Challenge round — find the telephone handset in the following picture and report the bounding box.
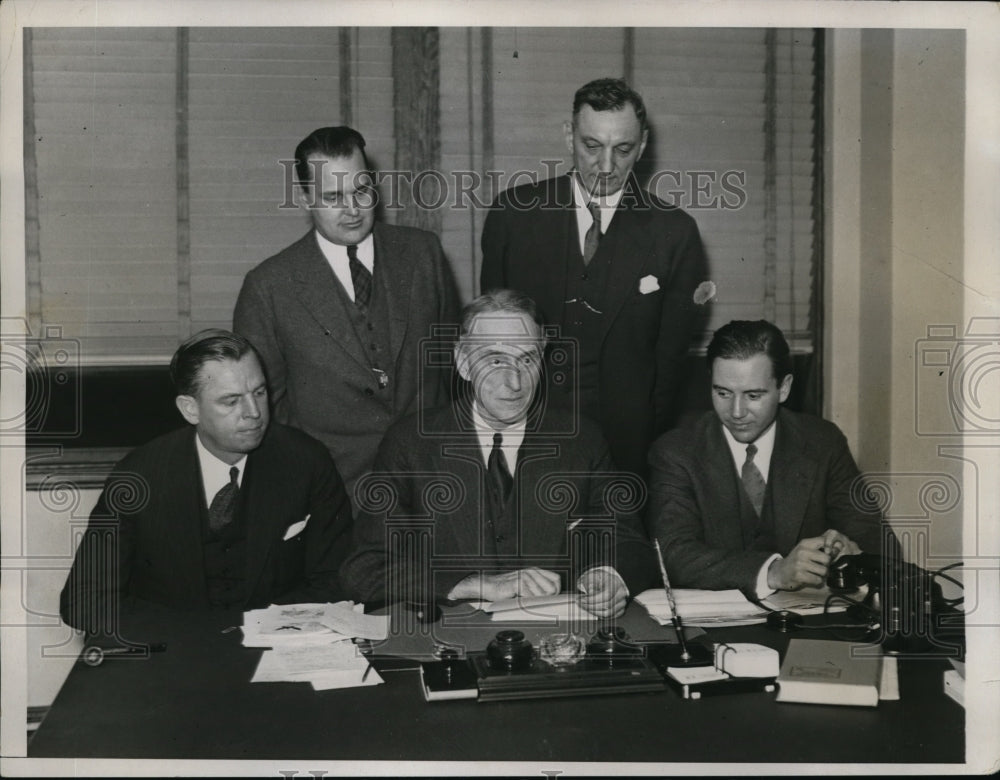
[827,551,961,656]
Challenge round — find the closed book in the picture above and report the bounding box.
[776,639,882,707]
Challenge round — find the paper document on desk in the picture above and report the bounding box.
[634,589,768,626]
[242,601,388,646]
[761,585,867,615]
[484,593,597,622]
[319,601,389,640]
[251,639,383,690]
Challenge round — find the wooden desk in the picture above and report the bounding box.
[28,604,964,765]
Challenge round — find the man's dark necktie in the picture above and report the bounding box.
[741,444,766,517]
[582,201,602,266]
[209,466,240,533]
[347,244,372,311]
[487,432,513,504]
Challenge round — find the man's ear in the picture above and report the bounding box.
[778,374,793,404]
[295,182,315,210]
[175,394,200,426]
[563,119,574,153]
[454,344,471,382]
[637,128,649,160]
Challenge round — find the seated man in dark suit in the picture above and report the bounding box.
[60,329,353,638]
[342,290,655,618]
[648,319,888,596]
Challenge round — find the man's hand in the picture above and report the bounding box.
[767,535,834,591]
[576,567,628,618]
[447,568,561,602]
[820,528,861,560]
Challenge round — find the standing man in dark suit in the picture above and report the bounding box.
[481,78,710,479]
[234,126,459,509]
[60,330,353,637]
[648,320,887,596]
[343,290,655,618]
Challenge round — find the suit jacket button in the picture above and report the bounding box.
[364,388,375,397]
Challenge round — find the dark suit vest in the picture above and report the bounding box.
[558,217,615,422]
[483,455,518,560]
[329,258,394,411]
[200,474,249,608]
[736,470,777,553]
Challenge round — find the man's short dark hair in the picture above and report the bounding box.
[460,289,544,337]
[706,320,793,381]
[294,126,370,185]
[573,78,648,134]
[169,329,258,397]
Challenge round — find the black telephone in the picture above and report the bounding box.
[827,552,962,657]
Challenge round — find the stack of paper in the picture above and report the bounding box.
[634,589,768,626]
[242,602,389,690]
[943,658,965,707]
[762,585,866,615]
[482,593,597,623]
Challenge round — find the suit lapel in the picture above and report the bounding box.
[768,410,817,551]
[241,434,286,596]
[530,177,575,327]
[290,231,371,373]
[167,430,209,603]
[700,418,747,551]
[439,408,489,555]
[597,202,654,343]
[372,223,413,365]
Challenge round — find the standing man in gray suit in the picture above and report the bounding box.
[235,127,459,508]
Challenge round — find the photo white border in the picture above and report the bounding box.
[2,0,997,776]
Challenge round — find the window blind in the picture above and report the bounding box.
[26,26,817,362]
[29,28,179,360]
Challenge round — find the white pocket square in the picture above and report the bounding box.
[282,516,309,541]
[638,275,660,294]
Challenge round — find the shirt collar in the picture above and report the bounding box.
[721,417,778,482]
[194,432,247,505]
[314,229,374,271]
[470,403,527,469]
[571,172,625,216]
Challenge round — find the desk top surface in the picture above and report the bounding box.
[28,603,964,766]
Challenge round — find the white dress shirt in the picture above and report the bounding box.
[721,421,781,598]
[314,230,375,302]
[470,404,526,471]
[570,174,625,256]
[195,434,247,508]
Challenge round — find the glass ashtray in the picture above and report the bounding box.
[538,633,587,668]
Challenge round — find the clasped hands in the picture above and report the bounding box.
[447,566,627,617]
[767,528,862,591]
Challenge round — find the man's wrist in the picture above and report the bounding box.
[446,573,482,601]
[763,554,784,594]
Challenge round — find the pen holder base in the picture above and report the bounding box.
[649,642,714,668]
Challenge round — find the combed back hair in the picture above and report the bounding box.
[459,289,544,337]
[170,329,258,397]
[573,78,648,134]
[294,126,370,185]
[706,320,793,381]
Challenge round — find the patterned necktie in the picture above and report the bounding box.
[583,201,602,266]
[741,444,766,517]
[347,244,372,311]
[208,466,240,533]
[487,432,513,505]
